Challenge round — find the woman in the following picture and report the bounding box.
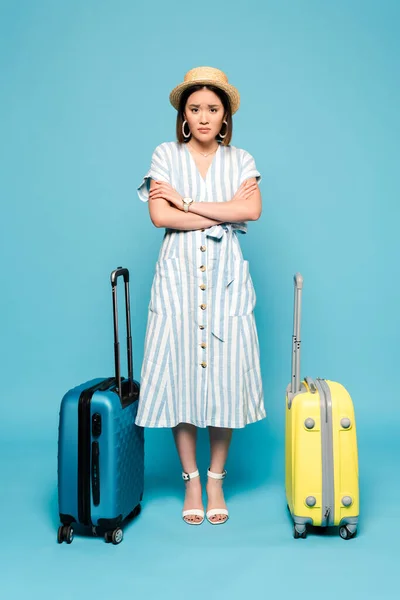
[135,66,266,525]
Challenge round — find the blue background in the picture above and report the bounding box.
[1,0,399,598]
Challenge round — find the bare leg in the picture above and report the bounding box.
[172,423,204,523]
[206,426,233,523]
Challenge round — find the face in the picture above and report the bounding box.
[184,87,226,143]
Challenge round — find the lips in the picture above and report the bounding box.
[198,128,211,132]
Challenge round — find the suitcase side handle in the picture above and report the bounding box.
[291,272,303,394]
[110,266,133,399]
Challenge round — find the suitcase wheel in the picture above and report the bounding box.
[339,525,357,540]
[104,528,123,545]
[57,525,74,544]
[293,525,307,539]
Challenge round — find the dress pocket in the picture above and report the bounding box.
[228,260,256,316]
[149,257,182,316]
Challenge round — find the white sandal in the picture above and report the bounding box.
[181,469,205,525]
[206,468,229,525]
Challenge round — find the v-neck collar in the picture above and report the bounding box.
[183,142,221,184]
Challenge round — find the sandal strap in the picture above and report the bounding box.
[182,509,205,518]
[182,468,200,481]
[206,508,229,518]
[207,468,227,480]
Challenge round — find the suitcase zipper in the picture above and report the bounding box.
[91,441,100,506]
[78,378,114,526]
[316,378,335,527]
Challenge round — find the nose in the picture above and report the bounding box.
[199,111,209,125]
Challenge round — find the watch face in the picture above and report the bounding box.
[183,197,193,204]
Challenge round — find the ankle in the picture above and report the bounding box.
[206,478,223,489]
[185,477,201,487]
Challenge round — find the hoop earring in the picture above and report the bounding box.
[218,120,228,139]
[182,120,191,139]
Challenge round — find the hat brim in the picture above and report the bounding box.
[169,80,240,114]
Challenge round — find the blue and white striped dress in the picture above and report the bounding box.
[135,141,266,428]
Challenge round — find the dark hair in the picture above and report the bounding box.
[176,84,233,146]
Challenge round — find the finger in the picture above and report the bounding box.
[150,187,168,195]
[244,187,257,197]
[241,183,257,194]
[153,181,167,190]
[155,184,172,194]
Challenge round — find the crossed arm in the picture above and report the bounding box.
[148,178,262,230]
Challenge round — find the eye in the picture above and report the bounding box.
[210,108,217,113]
[191,108,198,113]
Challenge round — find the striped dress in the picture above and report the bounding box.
[135,141,266,428]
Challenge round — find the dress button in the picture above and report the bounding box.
[200,304,207,310]
[200,245,206,252]
[200,284,206,290]
[199,325,205,330]
[200,265,206,272]
[200,343,207,349]
[201,362,207,368]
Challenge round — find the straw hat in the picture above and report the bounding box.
[169,66,240,114]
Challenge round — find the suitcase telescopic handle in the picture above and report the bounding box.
[111,267,129,285]
[110,266,133,399]
[291,272,304,394]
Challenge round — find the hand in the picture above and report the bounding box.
[232,179,258,203]
[148,181,184,210]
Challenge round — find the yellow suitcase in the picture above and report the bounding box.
[285,274,359,540]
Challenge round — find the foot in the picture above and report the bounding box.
[182,471,204,525]
[206,469,228,524]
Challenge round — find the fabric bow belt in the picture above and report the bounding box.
[205,224,237,342]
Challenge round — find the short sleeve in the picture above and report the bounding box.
[137,143,171,202]
[239,149,261,186]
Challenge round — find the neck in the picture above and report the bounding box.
[188,138,219,153]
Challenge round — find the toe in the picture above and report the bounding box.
[210,513,227,523]
[183,514,203,524]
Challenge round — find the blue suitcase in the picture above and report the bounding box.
[57,267,144,545]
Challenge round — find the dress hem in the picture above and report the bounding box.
[135,411,267,429]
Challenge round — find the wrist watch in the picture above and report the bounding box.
[182,197,194,212]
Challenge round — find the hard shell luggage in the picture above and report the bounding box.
[57,267,144,545]
[285,273,359,540]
